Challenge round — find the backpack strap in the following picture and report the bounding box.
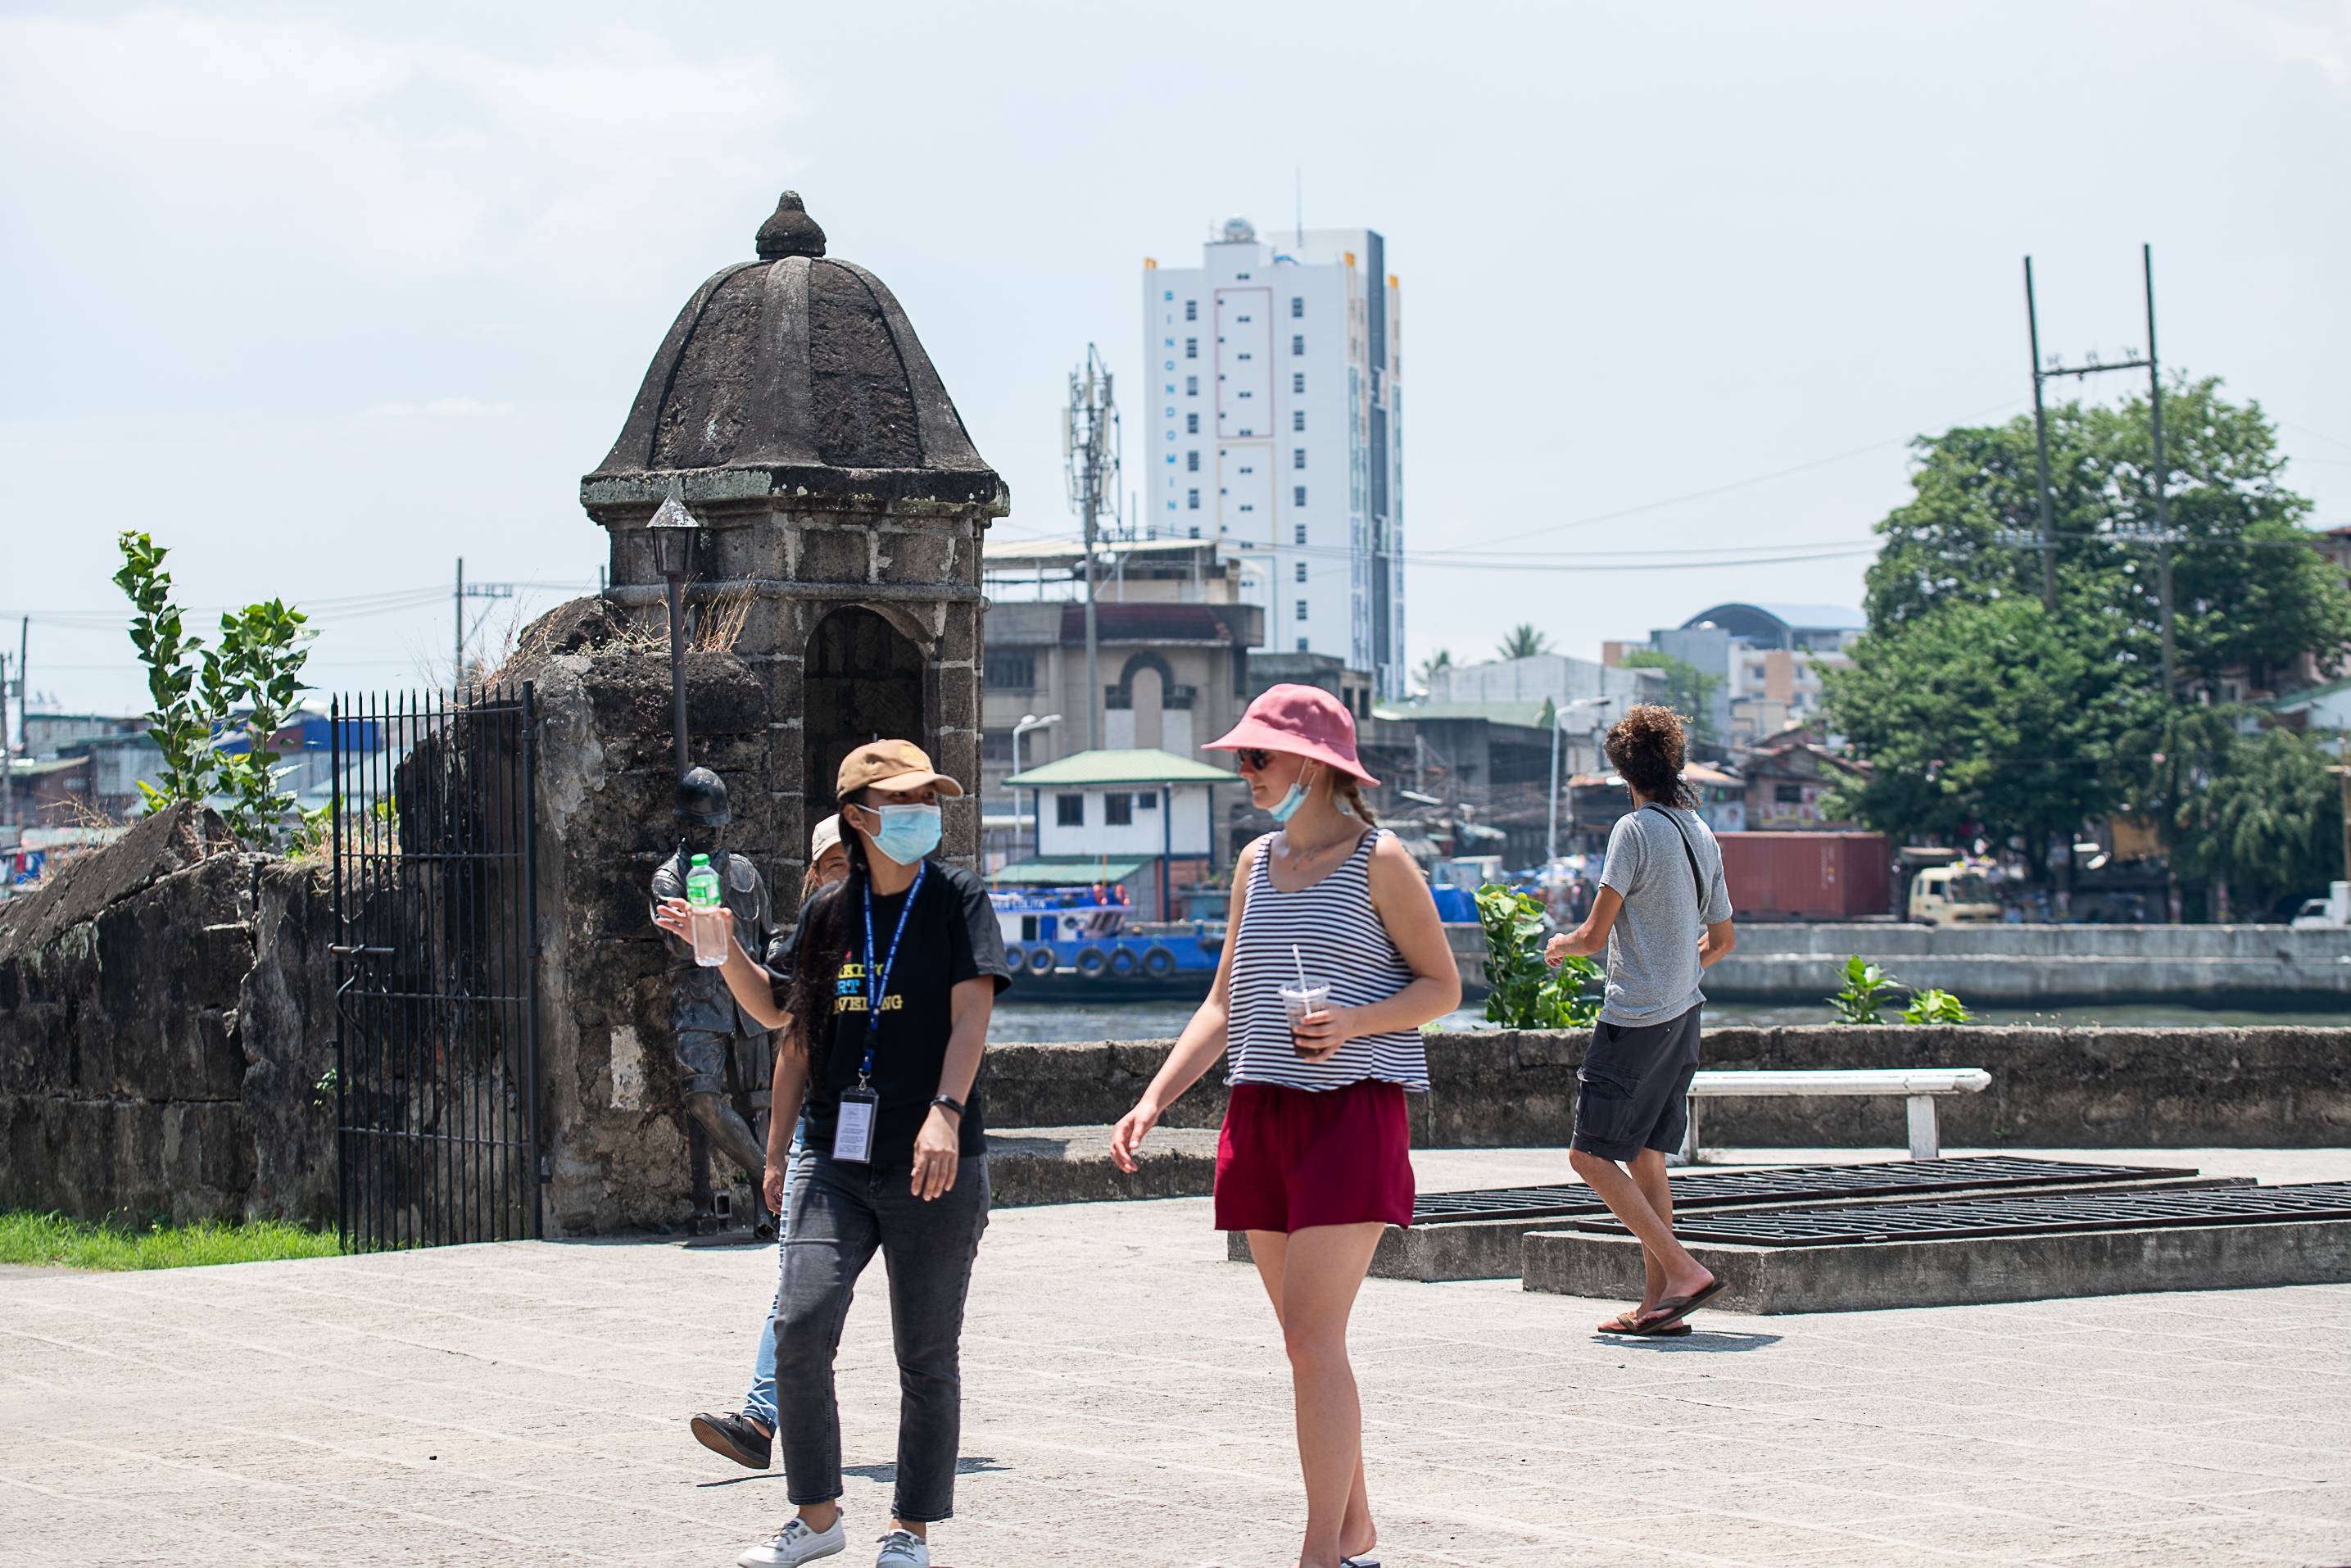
[1643,802,1707,909]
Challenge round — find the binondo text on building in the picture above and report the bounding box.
[1143,217,1405,698]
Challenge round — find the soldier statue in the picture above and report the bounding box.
[649,765,777,1229]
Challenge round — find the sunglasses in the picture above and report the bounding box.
[1234,748,1275,770]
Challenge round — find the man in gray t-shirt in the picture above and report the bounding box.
[1595,804,1735,1026]
[1544,714,1741,1337]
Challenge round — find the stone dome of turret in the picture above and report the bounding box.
[582,192,1004,514]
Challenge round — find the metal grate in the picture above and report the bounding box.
[1411,1157,2199,1226]
[1570,1181,2351,1247]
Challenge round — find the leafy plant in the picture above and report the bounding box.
[1903,987,1972,1025]
[1618,650,1726,740]
[1828,954,1900,1024]
[112,532,314,847]
[1476,883,1601,1029]
[1413,648,1453,693]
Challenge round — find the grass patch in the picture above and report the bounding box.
[0,1209,342,1271]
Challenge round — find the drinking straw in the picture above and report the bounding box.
[1293,944,1307,992]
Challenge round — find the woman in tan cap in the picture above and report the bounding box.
[1109,684,1461,1568]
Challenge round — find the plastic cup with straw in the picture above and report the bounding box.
[1280,943,1331,1056]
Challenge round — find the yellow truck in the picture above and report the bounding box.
[1908,863,2003,925]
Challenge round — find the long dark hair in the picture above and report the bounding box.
[783,789,870,1060]
[1605,704,1700,810]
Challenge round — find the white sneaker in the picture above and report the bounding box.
[873,1529,930,1567]
[738,1514,846,1567]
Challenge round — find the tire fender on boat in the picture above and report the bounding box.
[1142,945,1177,978]
[1075,945,1111,977]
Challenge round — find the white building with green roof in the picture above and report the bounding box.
[998,748,1240,918]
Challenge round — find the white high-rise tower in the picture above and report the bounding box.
[1142,217,1404,696]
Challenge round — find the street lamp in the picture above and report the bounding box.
[647,483,701,782]
[1547,696,1615,863]
[1012,712,1060,860]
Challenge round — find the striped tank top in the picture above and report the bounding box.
[1226,828,1429,1093]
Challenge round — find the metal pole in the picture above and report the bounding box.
[1083,389,1101,753]
[1546,709,1562,862]
[666,570,689,782]
[2024,258,2059,611]
[455,558,464,685]
[1,652,11,829]
[2144,242,2175,699]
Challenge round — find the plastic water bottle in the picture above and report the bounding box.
[686,853,727,967]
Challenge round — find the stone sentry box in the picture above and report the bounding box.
[582,191,1008,880]
[524,193,1007,1234]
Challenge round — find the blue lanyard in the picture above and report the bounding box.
[857,861,926,1082]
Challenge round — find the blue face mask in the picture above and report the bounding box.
[867,803,942,865]
[1268,764,1319,824]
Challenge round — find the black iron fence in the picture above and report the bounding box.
[330,685,541,1251]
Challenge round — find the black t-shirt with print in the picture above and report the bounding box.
[777,861,1011,1168]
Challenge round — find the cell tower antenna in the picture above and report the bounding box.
[1063,343,1121,752]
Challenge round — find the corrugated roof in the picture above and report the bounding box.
[1003,747,1240,787]
[987,856,1153,886]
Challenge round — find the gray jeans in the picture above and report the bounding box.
[774,1144,990,1522]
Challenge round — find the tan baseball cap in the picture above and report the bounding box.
[809,814,843,858]
[836,739,965,801]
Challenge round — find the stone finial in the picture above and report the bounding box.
[755,191,826,259]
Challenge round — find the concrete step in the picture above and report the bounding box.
[987,1125,1218,1208]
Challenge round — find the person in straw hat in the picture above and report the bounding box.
[1112,684,1461,1568]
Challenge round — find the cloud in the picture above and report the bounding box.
[0,9,800,278]
[2272,0,2351,83]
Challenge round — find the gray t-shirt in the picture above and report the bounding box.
[1597,804,1734,1026]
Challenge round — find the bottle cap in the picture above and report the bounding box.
[691,854,710,865]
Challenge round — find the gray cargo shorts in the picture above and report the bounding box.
[1571,1004,1702,1162]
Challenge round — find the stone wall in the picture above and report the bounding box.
[0,804,338,1225]
[985,1026,2351,1150]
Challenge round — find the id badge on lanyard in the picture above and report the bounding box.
[831,863,925,1165]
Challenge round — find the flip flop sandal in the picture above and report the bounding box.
[1632,1276,1728,1335]
[1341,1557,1382,1567]
[1598,1312,1690,1337]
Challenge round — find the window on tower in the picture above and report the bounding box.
[1295,600,1308,621]
[1293,410,1305,432]
[1293,449,1307,469]
[1185,338,1198,359]
[1293,486,1307,506]
[1186,376,1198,396]
[1293,372,1305,394]
[1291,297,1303,318]
[1296,637,1309,651]
[1292,334,1305,356]
[1187,488,1200,510]
[1186,412,1198,433]
[1294,560,1307,582]
[1185,300,1198,320]
[1186,451,1199,472]
[1294,523,1307,545]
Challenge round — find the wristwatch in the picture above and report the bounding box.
[931,1094,965,1118]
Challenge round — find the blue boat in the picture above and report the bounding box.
[990,885,1224,999]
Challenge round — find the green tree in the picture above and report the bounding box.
[1827,378,2351,884]
[1497,624,1553,660]
[1413,648,1453,693]
[2116,710,2344,913]
[1618,650,1724,739]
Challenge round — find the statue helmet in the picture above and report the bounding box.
[675,766,732,826]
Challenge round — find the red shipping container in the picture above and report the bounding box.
[1716,832,1891,921]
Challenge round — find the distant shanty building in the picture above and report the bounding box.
[997,747,1238,916]
[1141,215,1405,696]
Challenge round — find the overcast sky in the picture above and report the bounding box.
[6,1,2351,718]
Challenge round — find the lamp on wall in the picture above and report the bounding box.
[648,483,701,781]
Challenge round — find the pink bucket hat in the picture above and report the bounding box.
[1207,683,1380,785]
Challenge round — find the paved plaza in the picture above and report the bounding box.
[4,1146,2349,1567]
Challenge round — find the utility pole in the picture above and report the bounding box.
[2004,249,2176,693]
[452,558,517,689]
[0,650,11,830]
[1064,346,1121,753]
[2024,257,2059,611]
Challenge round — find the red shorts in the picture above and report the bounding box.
[1213,1078,1416,1234]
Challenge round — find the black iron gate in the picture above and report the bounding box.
[331,684,542,1251]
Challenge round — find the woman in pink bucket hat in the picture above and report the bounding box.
[1112,683,1461,1568]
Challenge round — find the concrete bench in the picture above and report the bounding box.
[1680,1067,1992,1162]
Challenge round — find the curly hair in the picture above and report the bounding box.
[1605,704,1697,809]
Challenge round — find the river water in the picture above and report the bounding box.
[987,996,2351,1043]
